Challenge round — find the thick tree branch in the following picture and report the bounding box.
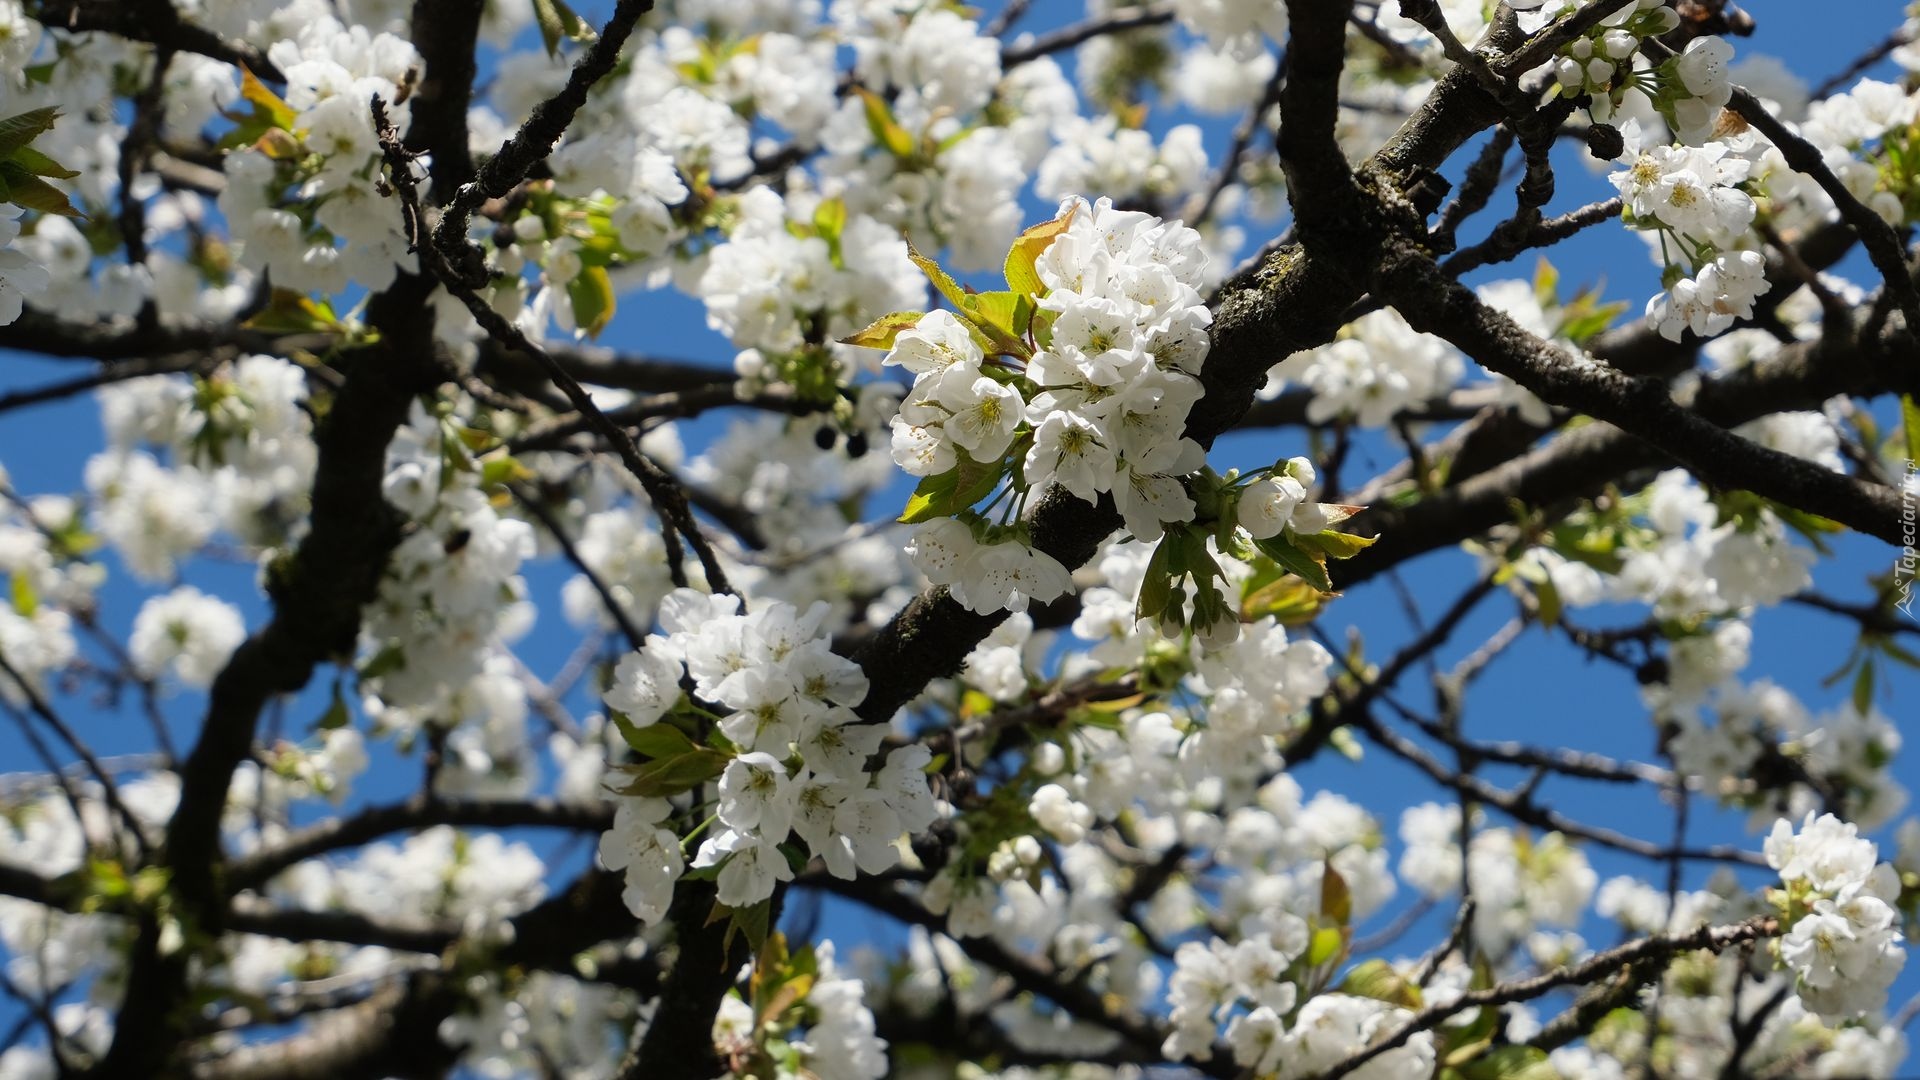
[432,0,654,282]
[999,3,1172,66]
[32,0,286,82]
[227,796,611,892]
[1376,245,1908,543]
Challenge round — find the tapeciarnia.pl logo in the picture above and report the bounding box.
[1899,460,1917,620]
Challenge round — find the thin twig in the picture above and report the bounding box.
[1309,916,1778,1080]
[1000,4,1174,67]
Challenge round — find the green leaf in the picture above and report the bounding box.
[1003,208,1074,297]
[1290,529,1377,561]
[315,681,351,731]
[898,457,1005,524]
[8,147,78,180]
[1454,1044,1557,1080]
[855,88,915,159]
[1903,394,1920,466]
[242,289,342,334]
[1878,637,1920,670]
[1340,958,1423,1009]
[1134,534,1178,620]
[1557,297,1630,344]
[611,713,695,759]
[0,163,81,218]
[359,643,407,680]
[88,858,130,901]
[1534,573,1562,627]
[8,574,35,618]
[1769,502,1840,556]
[478,454,534,490]
[1320,859,1352,926]
[566,264,616,340]
[900,471,958,525]
[1854,657,1876,715]
[963,290,1035,358]
[1253,533,1335,594]
[907,240,972,312]
[241,68,296,129]
[839,310,926,351]
[1442,966,1503,1057]
[715,897,774,953]
[1532,257,1560,309]
[0,107,61,160]
[608,748,730,798]
[1305,924,1346,966]
[530,0,596,57]
[812,196,846,240]
[1240,573,1324,625]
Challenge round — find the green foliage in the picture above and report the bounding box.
[898,459,1009,525]
[0,106,83,218]
[531,0,597,57]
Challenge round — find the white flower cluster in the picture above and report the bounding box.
[818,2,1058,271]
[1397,807,1598,956]
[1,771,180,997]
[86,356,317,579]
[710,942,887,1079]
[1605,125,1758,245]
[598,589,937,917]
[557,507,676,633]
[1173,0,1290,59]
[1036,118,1211,211]
[1799,77,1920,226]
[1767,812,1907,1020]
[1170,929,1440,1080]
[1608,126,1766,342]
[1061,539,1334,776]
[1664,677,1908,832]
[364,405,536,744]
[0,486,94,706]
[905,515,1075,616]
[1613,470,1814,619]
[219,17,422,295]
[701,187,924,382]
[0,204,48,325]
[836,1,1000,117]
[333,825,548,938]
[1164,924,1307,1062]
[1265,308,1464,427]
[1545,7,1727,139]
[128,586,246,689]
[682,408,916,625]
[890,196,1214,616]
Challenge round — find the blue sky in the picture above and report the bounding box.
[0,0,1916,1066]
